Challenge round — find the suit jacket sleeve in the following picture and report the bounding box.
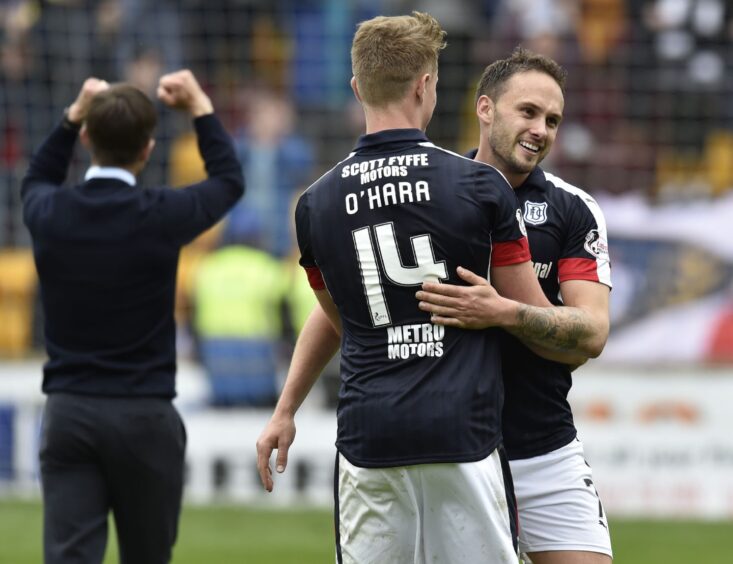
[21,122,79,232]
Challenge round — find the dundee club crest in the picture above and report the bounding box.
[523,201,548,225]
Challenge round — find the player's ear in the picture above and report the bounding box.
[415,73,430,101]
[476,94,494,126]
[350,77,363,103]
[79,125,91,150]
[141,138,155,162]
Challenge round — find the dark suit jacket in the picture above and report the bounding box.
[22,114,245,397]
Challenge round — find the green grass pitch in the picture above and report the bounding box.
[0,499,729,563]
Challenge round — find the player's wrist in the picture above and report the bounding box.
[189,97,214,118]
[497,299,523,330]
[273,402,297,420]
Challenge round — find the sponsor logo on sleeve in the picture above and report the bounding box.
[523,201,548,225]
[584,229,609,258]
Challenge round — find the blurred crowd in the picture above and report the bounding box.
[1,0,732,402]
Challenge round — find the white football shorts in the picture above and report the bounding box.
[510,437,612,557]
[335,449,518,564]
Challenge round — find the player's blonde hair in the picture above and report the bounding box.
[351,11,446,107]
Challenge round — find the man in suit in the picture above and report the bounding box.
[22,70,244,564]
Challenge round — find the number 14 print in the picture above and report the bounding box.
[352,222,447,327]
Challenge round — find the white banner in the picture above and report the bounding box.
[570,366,733,518]
[2,361,733,518]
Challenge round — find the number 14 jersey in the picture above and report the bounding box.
[296,128,529,468]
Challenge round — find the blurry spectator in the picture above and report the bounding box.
[192,209,287,407]
[28,1,114,139]
[1,1,34,246]
[183,0,280,93]
[226,87,314,258]
[657,0,730,142]
[249,8,291,92]
[560,0,651,195]
[282,0,380,110]
[12,0,181,149]
[1,0,125,206]
[115,0,182,77]
[496,0,577,60]
[628,0,733,199]
[275,0,382,173]
[576,0,627,65]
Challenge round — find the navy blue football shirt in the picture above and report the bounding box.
[296,129,531,468]
[465,150,613,460]
[501,167,611,460]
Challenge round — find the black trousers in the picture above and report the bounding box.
[39,393,186,564]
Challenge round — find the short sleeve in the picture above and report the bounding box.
[558,194,612,288]
[295,190,326,290]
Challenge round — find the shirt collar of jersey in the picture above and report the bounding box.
[464,147,479,160]
[519,166,547,191]
[84,166,137,186]
[354,128,429,151]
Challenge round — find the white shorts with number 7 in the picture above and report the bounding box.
[511,437,613,557]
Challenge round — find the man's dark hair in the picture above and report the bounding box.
[475,46,567,103]
[85,84,157,166]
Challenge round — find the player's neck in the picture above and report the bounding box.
[363,105,426,135]
[474,146,529,189]
[500,169,530,190]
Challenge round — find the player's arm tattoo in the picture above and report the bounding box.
[510,303,593,352]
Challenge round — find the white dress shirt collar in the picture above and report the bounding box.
[84,166,136,186]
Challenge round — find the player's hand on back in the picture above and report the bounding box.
[157,69,214,118]
[416,266,515,330]
[255,413,296,493]
[67,78,110,124]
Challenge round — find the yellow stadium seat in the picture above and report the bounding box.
[0,249,37,357]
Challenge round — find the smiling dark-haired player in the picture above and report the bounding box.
[418,47,613,564]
